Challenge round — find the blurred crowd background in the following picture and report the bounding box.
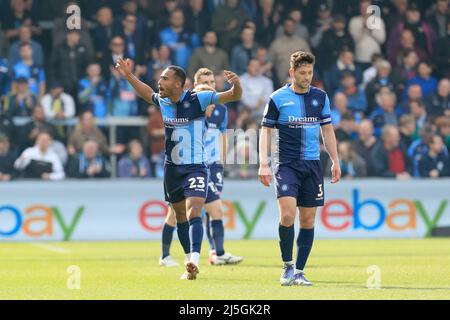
[0,0,448,181]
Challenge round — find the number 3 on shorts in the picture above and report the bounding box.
[188,177,205,190]
[317,184,323,197]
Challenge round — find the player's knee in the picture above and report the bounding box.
[166,211,177,225]
[299,215,315,228]
[186,199,204,219]
[280,213,295,226]
[208,207,223,220]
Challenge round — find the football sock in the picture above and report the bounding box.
[189,217,203,258]
[296,228,314,271]
[279,224,294,262]
[161,223,175,259]
[205,212,216,251]
[211,220,225,256]
[176,221,191,254]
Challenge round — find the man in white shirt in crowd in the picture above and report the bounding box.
[14,131,65,181]
[239,59,274,122]
[40,81,76,120]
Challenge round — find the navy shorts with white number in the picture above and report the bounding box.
[205,162,224,204]
[164,162,209,204]
[274,160,324,207]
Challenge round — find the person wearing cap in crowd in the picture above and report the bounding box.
[1,76,38,117]
[310,2,334,49]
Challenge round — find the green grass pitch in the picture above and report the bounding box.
[1,239,449,300]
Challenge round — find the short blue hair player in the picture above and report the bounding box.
[159,68,243,268]
[115,58,242,280]
[258,51,341,286]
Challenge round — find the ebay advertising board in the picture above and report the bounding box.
[0,180,449,241]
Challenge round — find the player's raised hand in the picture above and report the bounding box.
[330,162,341,184]
[223,70,240,85]
[258,164,273,187]
[115,57,132,77]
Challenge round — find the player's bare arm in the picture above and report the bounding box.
[320,123,341,183]
[217,70,242,104]
[115,58,154,104]
[258,126,273,187]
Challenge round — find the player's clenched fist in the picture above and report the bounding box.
[115,57,133,77]
[258,164,273,187]
[223,70,239,85]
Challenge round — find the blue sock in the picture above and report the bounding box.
[161,223,175,258]
[279,224,294,262]
[189,217,203,254]
[211,220,225,256]
[296,228,315,271]
[176,221,191,254]
[205,213,216,251]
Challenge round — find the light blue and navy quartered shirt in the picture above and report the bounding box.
[261,84,331,162]
[151,90,219,165]
[205,104,228,165]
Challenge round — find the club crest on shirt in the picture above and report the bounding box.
[183,102,190,109]
[312,99,319,107]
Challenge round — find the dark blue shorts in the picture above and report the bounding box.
[274,160,324,207]
[205,162,224,204]
[164,162,209,204]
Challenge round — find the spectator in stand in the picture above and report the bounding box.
[348,0,386,69]
[426,78,449,118]
[153,0,180,32]
[8,25,43,67]
[370,90,402,137]
[336,72,367,115]
[391,49,419,99]
[146,45,172,85]
[408,123,442,177]
[11,43,45,97]
[230,27,259,76]
[101,36,126,82]
[387,4,437,66]
[40,82,76,120]
[401,84,423,112]
[335,111,357,142]
[159,9,200,70]
[399,114,416,150]
[50,30,91,100]
[67,110,109,156]
[118,139,152,178]
[92,6,115,60]
[211,0,248,53]
[324,48,363,95]
[67,140,111,179]
[384,0,409,35]
[0,134,16,181]
[114,13,147,69]
[275,9,309,42]
[188,31,229,78]
[78,63,110,118]
[52,2,94,60]
[239,59,273,122]
[353,119,378,176]
[254,0,280,47]
[109,60,138,117]
[310,3,334,50]
[419,134,450,178]
[371,125,411,179]
[432,20,450,79]
[14,131,65,180]
[2,0,41,42]
[361,53,384,90]
[325,140,367,178]
[269,18,310,87]
[0,58,9,97]
[331,92,349,126]
[254,46,273,79]
[427,0,449,39]
[316,14,355,74]
[404,61,438,100]
[365,59,395,114]
[388,29,428,68]
[409,99,429,136]
[185,0,211,37]
[113,0,149,39]
[436,116,450,150]
[1,77,37,117]
[17,105,58,152]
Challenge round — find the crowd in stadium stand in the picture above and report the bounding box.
[0,0,449,181]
